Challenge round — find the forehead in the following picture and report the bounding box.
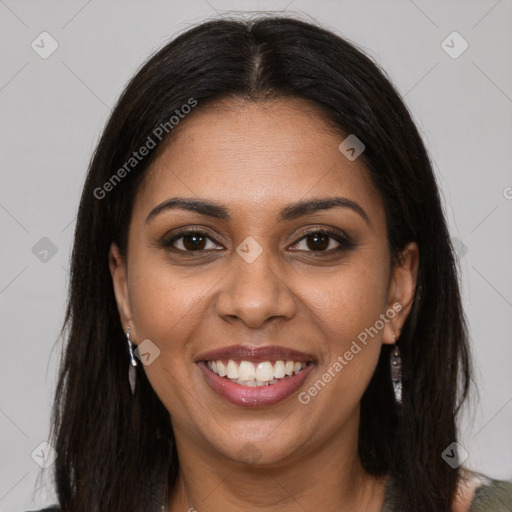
[134,97,384,228]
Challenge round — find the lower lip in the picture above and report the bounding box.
[197,361,315,407]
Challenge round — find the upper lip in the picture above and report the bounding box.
[195,344,315,364]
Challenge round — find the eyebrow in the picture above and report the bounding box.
[145,196,370,226]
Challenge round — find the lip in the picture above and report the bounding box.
[197,359,316,407]
[195,344,315,364]
[196,344,316,407]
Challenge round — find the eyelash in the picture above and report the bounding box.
[160,228,355,256]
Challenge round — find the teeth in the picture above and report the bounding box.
[255,361,274,382]
[226,360,239,379]
[206,359,308,386]
[274,360,285,379]
[217,360,227,377]
[239,360,256,381]
[236,379,258,387]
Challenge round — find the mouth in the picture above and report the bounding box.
[195,345,316,407]
[205,359,309,386]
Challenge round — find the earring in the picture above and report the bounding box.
[126,327,138,395]
[391,333,402,405]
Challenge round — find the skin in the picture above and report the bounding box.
[109,97,420,511]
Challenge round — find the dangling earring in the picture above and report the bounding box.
[391,333,402,405]
[126,327,138,395]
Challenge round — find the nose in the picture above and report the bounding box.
[215,245,297,329]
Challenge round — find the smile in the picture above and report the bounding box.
[196,344,316,407]
[206,359,308,386]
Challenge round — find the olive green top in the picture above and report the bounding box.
[380,474,512,511]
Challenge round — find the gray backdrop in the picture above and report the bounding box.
[1,0,511,510]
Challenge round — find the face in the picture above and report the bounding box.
[110,97,418,467]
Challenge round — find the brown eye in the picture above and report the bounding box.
[161,228,355,256]
[291,229,354,253]
[163,231,222,252]
[305,232,330,251]
[180,233,207,251]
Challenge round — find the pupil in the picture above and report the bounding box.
[308,233,328,251]
[185,234,204,250]
[181,233,330,252]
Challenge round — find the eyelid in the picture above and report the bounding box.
[159,227,224,252]
[289,228,354,253]
[293,227,351,244]
[160,225,354,255]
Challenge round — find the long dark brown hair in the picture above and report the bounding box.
[42,15,472,512]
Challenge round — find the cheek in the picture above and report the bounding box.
[125,261,211,406]
[128,260,208,342]
[297,261,388,411]
[126,263,209,421]
[297,270,388,425]
[305,262,389,349]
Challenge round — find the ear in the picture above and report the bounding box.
[382,241,419,345]
[109,242,134,334]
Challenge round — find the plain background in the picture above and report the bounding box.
[0,0,511,510]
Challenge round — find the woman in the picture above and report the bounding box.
[29,16,512,512]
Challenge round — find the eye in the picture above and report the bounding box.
[163,230,222,252]
[290,229,354,253]
[161,228,354,255]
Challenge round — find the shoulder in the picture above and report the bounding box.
[455,473,512,512]
[469,477,512,511]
